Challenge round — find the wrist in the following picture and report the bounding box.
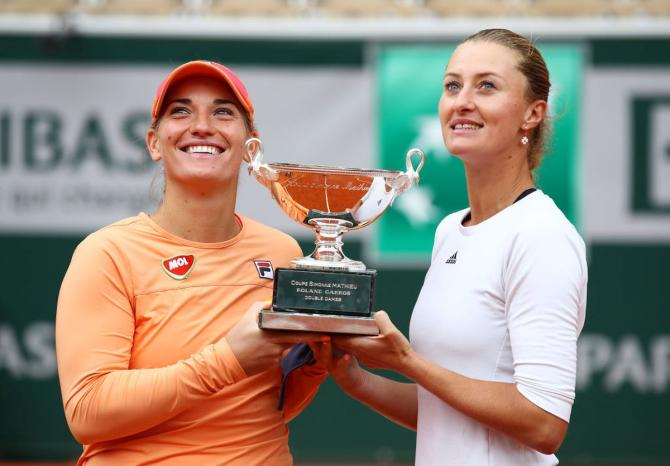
[340,366,369,398]
[398,347,422,381]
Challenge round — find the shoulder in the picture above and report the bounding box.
[62,216,146,291]
[73,215,146,260]
[504,193,587,282]
[512,192,585,253]
[60,218,145,302]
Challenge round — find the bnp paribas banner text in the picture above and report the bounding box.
[0,65,373,235]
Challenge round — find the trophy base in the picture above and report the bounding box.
[273,267,375,316]
[259,310,379,335]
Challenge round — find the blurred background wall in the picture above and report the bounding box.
[0,0,669,464]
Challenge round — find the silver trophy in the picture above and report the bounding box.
[244,137,425,334]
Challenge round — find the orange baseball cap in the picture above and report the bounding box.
[151,60,254,125]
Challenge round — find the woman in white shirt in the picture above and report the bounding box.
[314,29,588,466]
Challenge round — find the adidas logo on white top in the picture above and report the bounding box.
[446,251,458,264]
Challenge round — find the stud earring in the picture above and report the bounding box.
[521,135,529,145]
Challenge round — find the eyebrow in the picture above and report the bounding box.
[166,98,239,106]
[214,99,238,106]
[444,71,504,80]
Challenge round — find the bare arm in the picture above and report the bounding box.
[402,346,566,453]
[310,340,417,430]
[348,368,418,431]
[334,312,567,454]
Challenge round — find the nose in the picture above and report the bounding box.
[190,111,214,136]
[453,86,475,112]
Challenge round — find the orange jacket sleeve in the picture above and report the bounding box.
[282,362,328,422]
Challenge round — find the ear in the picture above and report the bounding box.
[146,127,162,162]
[521,99,548,132]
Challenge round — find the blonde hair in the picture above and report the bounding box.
[464,29,551,172]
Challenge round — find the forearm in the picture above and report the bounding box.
[404,352,567,453]
[62,339,246,444]
[345,370,417,431]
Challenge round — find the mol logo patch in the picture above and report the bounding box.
[162,254,196,280]
[254,260,274,280]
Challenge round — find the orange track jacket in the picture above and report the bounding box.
[56,213,326,465]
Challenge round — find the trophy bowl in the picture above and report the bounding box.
[244,138,425,334]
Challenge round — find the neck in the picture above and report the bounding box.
[151,181,240,243]
[463,151,534,226]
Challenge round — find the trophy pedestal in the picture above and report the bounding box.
[258,267,379,335]
[259,310,379,335]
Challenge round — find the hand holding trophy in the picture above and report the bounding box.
[244,138,424,335]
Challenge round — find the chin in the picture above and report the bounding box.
[172,170,237,186]
[445,144,469,158]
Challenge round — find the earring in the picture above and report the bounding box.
[521,135,529,145]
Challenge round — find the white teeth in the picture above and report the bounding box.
[454,123,481,130]
[186,145,222,155]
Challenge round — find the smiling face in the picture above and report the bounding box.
[438,40,545,168]
[146,76,253,191]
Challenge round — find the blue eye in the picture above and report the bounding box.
[480,80,496,90]
[445,81,460,92]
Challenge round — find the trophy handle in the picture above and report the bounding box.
[244,137,278,180]
[406,148,425,181]
[389,148,425,192]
